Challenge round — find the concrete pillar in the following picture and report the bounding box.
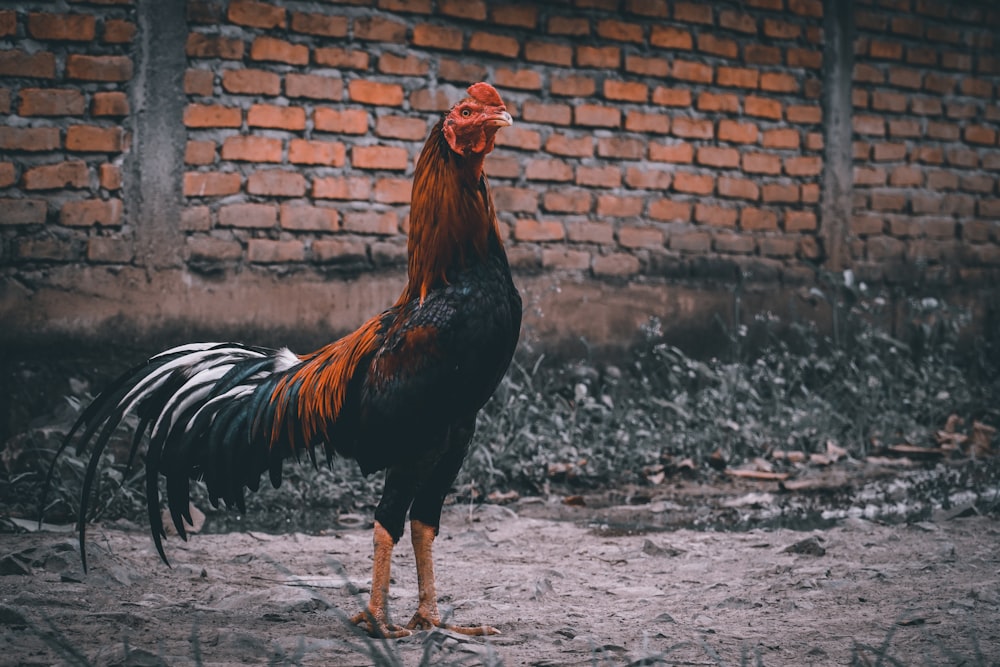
[820,0,855,273]
[127,0,188,269]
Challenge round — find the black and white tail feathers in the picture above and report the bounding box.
[44,342,305,570]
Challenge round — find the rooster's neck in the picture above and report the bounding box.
[398,122,503,305]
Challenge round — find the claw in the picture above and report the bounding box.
[350,609,413,639]
[405,610,500,636]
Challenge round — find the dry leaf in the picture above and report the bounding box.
[725,469,790,481]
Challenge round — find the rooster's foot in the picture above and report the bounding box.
[350,610,413,639]
[405,610,500,636]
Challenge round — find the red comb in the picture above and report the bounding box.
[466,82,504,106]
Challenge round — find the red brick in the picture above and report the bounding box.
[786,104,821,124]
[282,73,341,101]
[248,104,306,130]
[496,127,542,151]
[440,0,486,20]
[695,203,739,227]
[376,115,428,140]
[185,104,241,128]
[280,203,339,232]
[28,12,96,41]
[378,0,433,13]
[576,45,620,69]
[714,233,756,254]
[314,47,369,70]
[186,33,244,60]
[604,80,647,103]
[762,183,799,203]
[785,211,817,232]
[312,238,370,265]
[374,177,412,204]
[671,59,713,84]
[853,63,885,85]
[60,198,123,227]
[625,111,670,134]
[652,87,692,107]
[0,50,56,79]
[0,88,9,114]
[649,198,692,222]
[66,54,132,81]
[412,23,463,51]
[19,88,85,116]
[92,92,129,117]
[439,58,488,84]
[674,2,714,24]
[495,68,542,91]
[514,219,565,242]
[597,137,645,159]
[872,142,906,162]
[745,44,782,65]
[669,231,711,253]
[565,221,613,245]
[625,55,669,77]
[966,125,998,146]
[494,187,538,212]
[289,139,346,166]
[486,155,521,179]
[314,108,369,134]
[618,225,664,247]
[784,156,822,176]
[718,176,760,200]
[185,140,216,165]
[673,172,714,195]
[355,16,407,42]
[742,153,782,175]
[575,104,621,128]
[313,176,372,200]
[697,91,740,113]
[16,237,75,261]
[524,41,573,67]
[592,253,641,276]
[543,188,592,214]
[597,19,643,43]
[344,211,399,236]
[0,11,14,38]
[762,128,800,149]
[250,36,308,65]
[760,72,798,92]
[469,32,520,58]
[248,239,305,263]
[184,69,213,96]
[787,48,822,69]
[228,1,286,29]
[549,16,589,36]
[551,75,595,97]
[23,161,89,190]
[650,25,693,50]
[649,141,694,163]
[577,165,622,188]
[491,5,538,28]
[290,12,347,37]
[696,146,740,168]
[853,115,886,137]
[699,34,739,58]
[542,248,592,270]
[222,69,281,95]
[624,167,671,190]
[854,166,887,185]
[521,101,569,126]
[545,133,593,157]
[0,127,60,152]
[745,96,782,120]
[672,117,714,140]
[0,162,14,188]
[184,171,242,197]
[247,170,308,197]
[378,53,429,76]
[353,145,409,170]
[525,158,573,182]
[763,18,801,39]
[889,166,924,187]
[349,80,404,107]
[66,125,124,152]
[740,207,778,231]
[720,11,759,34]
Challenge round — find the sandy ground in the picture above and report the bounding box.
[1,496,998,667]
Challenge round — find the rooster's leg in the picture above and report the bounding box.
[349,521,412,638]
[404,519,499,636]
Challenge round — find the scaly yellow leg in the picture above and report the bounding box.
[350,521,412,638]
[404,519,499,636]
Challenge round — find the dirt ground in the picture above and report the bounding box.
[2,468,999,667]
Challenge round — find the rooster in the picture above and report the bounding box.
[51,82,521,638]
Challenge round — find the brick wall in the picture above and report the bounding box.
[850,0,1000,285]
[1,0,999,351]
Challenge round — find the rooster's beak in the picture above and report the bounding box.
[485,110,513,128]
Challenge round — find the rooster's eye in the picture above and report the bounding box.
[461,108,471,117]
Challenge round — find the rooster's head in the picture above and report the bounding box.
[443,82,513,158]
